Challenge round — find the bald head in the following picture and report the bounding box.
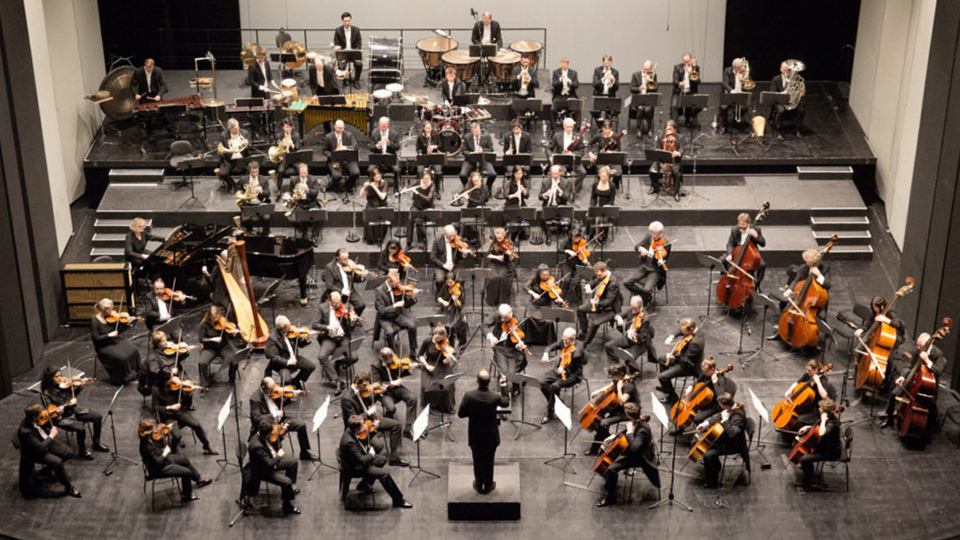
[477,368,491,387]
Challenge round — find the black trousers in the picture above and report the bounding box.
[35,446,73,490]
[604,458,661,499]
[382,385,418,430]
[591,414,625,454]
[624,266,660,304]
[258,455,299,500]
[359,463,405,502]
[153,454,201,498]
[198,344,237,387]
[273,354,317,388]
[800,452,837,486]
[657,362,695,402]
[374,416,404,460]
[329,162,361,193]
[635,106,655,135]
[577,303,616,346]
[380,314,418,356]
[57,410,103,452]
[540,370,580,415]
[161,410,212,448]
[702,447,735,486]
[470,443,498,489]
[492,345,528,393]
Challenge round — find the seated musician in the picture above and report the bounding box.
[418,324,460,414]
[124,217,162,270]
[287,162,321,242]
[138,418,211,503]
[236,160,272,236]
[264,315,318,390]
[549,117,587,193]
[592,55,620,97]
[197,305,237,386]
[248,418,301,515]
[672,52,701,128]
[771,61,806,139]
[373,347,419,440]
[459,121,497,191]
[648,120,683,200]
[589,122,623,190]
[369,117,401,190]
[308,56,341,100]
[416,120,444,185]
[429,224,472,291]
[585,364,638,456]
[375,269,419,356]
[131,58,167,103]
[576,261,620,347]
[526,263,567,308]
[725,212,766,287]
[40,367,108,459]
[539,165,575,246]
[673,357,736,435]
[552,57,580,123]
[597,402,660,507]
[773,249,830,337]
[333,12,363,85]
[513,55,539,100]
[249,376,317,461]
[90,298,140,386]
[695,393,747,489]
[340,371,408,467]
[539,327,586,424]
[322,120,361,201]
[502,119,532,175]
[248,47,275,100]
[441,67,465,106]
[504,165,530,209]
[624,221,670,306]
[273,118,302,184]
[657,318,705,405]
[471,11,503,49]
[339,414,413,508]
[379,240,409,280]
[321,248,368,316]
[719,57,748,134]
[784,359,837,428]
[559,228,589,303]
[18,404,81,499]
[361,168,389,246]
[796,398,841,490]
[437,272,468,351]
[152,369,218,455]
[855,295,906,388]
[486,304,530,396]
[312,291,360,396]
[406,170,436,250]
[881,332,947,428]
[148,330,191,384]
[218,118,250,190]
[461,170,491,209]
[606,295,654,374]
[629,60,657,137]
[586,166,616,242]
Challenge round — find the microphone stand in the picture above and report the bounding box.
[649,416,693,512]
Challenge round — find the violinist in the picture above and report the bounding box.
[430,224,470,291]
[407,170,436,249]
[624,221,671,306]
[148,330,192,383]
[539,328,586,424]
[416,120,443,185]
[339,372,408,467]
[90,298,140,385]
[526,264,565,309]
[198,305,237,387]
[576,261,620,347]
[672,357,736,432]
[312,291,360,396]
[559,228,589,303]
[585,364,639,456]
[854,295,906,388]
[539,165,574,246]
[321,248,368,317]
[339,414,413,508]
[725,212,766,287]
[648,119,683,199]
[487,304,530,396]
[783,360,836,428]
[248,418,301,515]
[249,377,317,461]
[437,271,468,351]
[375,269,419,356]
[549,118,587,193]
[361,167,388,245]
[486,227,516,306]
[152,369,218,456]
[142,277,174,331]
[796,398,841,491]
[40,367,108,459]
[17,404,80,499]
[606,295,654,374]
[589,122,623,190]
[264,315,318,390]
[379,239,409,281]
[374,347,419,439]
[657,318,704,406]
[419,325,459,415]
[597,402,660,507]
[880,333,947,428]
[695,393,747,489]
[138,418,211,503]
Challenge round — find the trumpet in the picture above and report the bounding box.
[520,69,531,88]
[601,69,615,90]
[235,177,263,206]
[689,57,700,82]
[268,134,293,164]
[218,134,248,156]
[645,62,658,92]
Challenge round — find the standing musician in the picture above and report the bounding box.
[576,261,620,347]
[264,315,318,390]
[322,120,361,201]
[585,364,639,456]
[513,55,539,99]
[648,120,683,200]
[333,12,363,85]
[487,304,530,395]
[855,295,906,390]
[770,61,806,139]
[672,52,701,128]
[441,66,465,106]
[592,55,620,96]
[248,47,275,100]
[369,117,401,190]
[248,418,301,515]
[416,120,444,185]
[373,347,419,439]
[589,122,624,190]
[597,403,660,507]
[236,161,272,236]
[695,393,748,489]
[152,369,218,456]
[407,170,436,249]
[217,118,250,190]
[418,324,460,414]
[796,398,841,490]
[437,272,468,351]
[459,121,497,190]
[272,118,302,184]
[90,298,141,385]
[198,305,237,386]
[586,166,617,242]
[124,217,162,270]
[375,269,419,356]
[880,332,947,428]
[783,359,837,428]
[629,60,657,137]
[725,212,767,287]
[18,404,81,499]
[550,117,588,193]
[40,367,108,459]
[539,327,586,424]
[720,57,748,134]
[131,58,167,103]
[308,56,341,100]
[361,168,389,246]
[458,369,510,494]
[339,415,413,507]
[657,318,705,405]
[539,165,575,246]
[471,11,503,49]
[552,57,580,123]
[606,295,654,374]
[624,221,671,306]
[249,376,317,461]
[321,248,368,316]
[138,418,212,503]
[339,371,408,467]
[486,227,516,306]
[312,291,360,396]
[287,162,321,242]
[430,224,472,291]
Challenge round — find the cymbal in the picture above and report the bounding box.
[241,42,261,66]
[97,65,136,121]
[92,90,111,101]
[200,98,225,108]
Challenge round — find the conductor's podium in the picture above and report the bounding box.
[447,462,521,520]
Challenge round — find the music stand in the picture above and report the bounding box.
[695,252,725,326]
[465,151,496,167]
[678,94,709,130]
[408,405,441,485]
[586,206,619,254]
[503,153,533,169]
[551,153,577,174]
[176,157,206,209]
[503,207,539,246]
[507,371,543,439]
[542,205,574,247]
[332,148,358,164]
[423,373,462,442]
[363,207,396,251]
[759,92,790,144]
[288,208,327,242]
[592,96,623,130]
[453,93,481,106]
[284,148,313,167]
[538,307,578,356]
[553,98,584,124]
[240,204,274,235]
[512,98,543,130]
[717,93,751,154]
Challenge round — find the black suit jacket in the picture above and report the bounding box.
[430,235,465,270]
[703,407,748,455]
[725,226,766,258]
[623,420,658,468]
[321,259,364,298]
[333,25,362,50]
[545,339,587,379]
[374,282,417,320]
[550,131,585,155]
[471,21,503,48]
[592,67,620,96]
[264,328,310,373]
[629,70,657,95]
[338,428,387,474]
[789,263,830,292]
[672,63,700,95]
[308,63,341,96]
[248,433,284,477]
[667,331,705,372]
[323,131,358,161]
[586,273,620,312]
[457,385,509,448]
[339,387,381,427]
[248,61,275,98]
[634,233,671,275]
[276,129,301,152]
[440,78,466,104]
[538,175,574,206]
[417,133,441,155]
[462,133,494,154]
[771,74,788,93]
[369,128,401,155]
[141,292,170,329]
[311,300,356,338]
[139,436,173,475]
[130,66,168,101]
[291,174,321,208]
[722,67,737,92]
[552,68,579,99]
[502,131,532,156]
[249,392,286,429]
[512,67,540,98]
[18,420,55,464]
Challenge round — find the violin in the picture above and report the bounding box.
[688,404,745,462]
[648,237,670,271]
[788,406,844,464]
[151,422,176,441]
[500,317,532,356]
[270,385,306,400]
[334,304,363,323]
[570,237,592,266]
[663,334,693,366]
[897,318,952,440]
[286,326,318,340]
[39,398,78,424]
[167,376,205,393]
[854,278,914,393]
[359,382,386,398]
[492,237,519,260]
[343,259,378,278]
[579,372,642,430]
[589,275,610,312]
[390,250,418,272]
[449,235,474,256]
[105,311,142,324]
[558,344,576,381]
[593,415,651,476]
[268,421,290,443]
[163,342,198,355]
[771,364,834,430]
[391,284,425,297]
[671,364,735,427]
[448,282,463,307]
[160,287,196,303]
[435,339,461,366]
[213,317,240,336]
[716,202,770,309]
[539,276,568,307]
[620,310,645,342]
[357,418,379,440]
[57,376,95,389]
[777,235,838,348]
[386,355,418,372]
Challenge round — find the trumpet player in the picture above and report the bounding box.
[513,55,539,99]
[322,120,360,201]
[551,57,580,123]
[592,55,619,96]
[236,161,271,236]
[286,163,321,241]
[720,58,748,134]
[629,60,657,137]
[672,53,701,128]
[272,118,301,188]
[218,118,250,191]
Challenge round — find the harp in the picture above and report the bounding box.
[217,241,269,348]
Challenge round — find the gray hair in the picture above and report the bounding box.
[275,315,290,327]
[227,118,239,129]
[649,221,664,233]
[563,327,577,339]
[498,304,512,317]
[630,295,644,309]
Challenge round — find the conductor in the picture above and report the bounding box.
[457,369,509,494]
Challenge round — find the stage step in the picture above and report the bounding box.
[825,244,874,259]
[809,215,869,231]
[797,166,853,180]
[89,247,124,260]
[93,218,153,233]
[813,229,871,245]
[108,168,165,185]
[810,206,867,217]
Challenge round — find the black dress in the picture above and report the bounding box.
[90,317,141,384]
[587,182,617,242]
[418,339,457,414]
[484,241,515,307]
[362,184,388,245]
[407,183,435,247]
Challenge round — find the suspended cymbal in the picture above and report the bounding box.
[97,65,136,121]
[281,40,307,68]
[200,98,225,108]
[241,42,261,65]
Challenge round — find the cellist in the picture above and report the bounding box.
[694,393,747,489]
[724,212,766,287]
[796,398,841,491]
[854,295,906,388]
[539,328,586,425]
[657,318,704,406]
[770,249,830,340]
[596,403,661,507]
[671,357,736,434]
[585,364,639,456]
[880,333,947,428]
[782,359,836,428]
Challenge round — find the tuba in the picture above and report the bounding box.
[645,62,658,92]
[689,57,700,82]
[784,59,806,111]
[235,177,263,206]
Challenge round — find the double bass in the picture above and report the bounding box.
[897,318,952,441]
[671,364,734,427]
[777,236,838,348]
[592,415,651,476]
[854,278,914,394]
[771,364,834,430]
[788,405,844,464]
[715,202,770,309]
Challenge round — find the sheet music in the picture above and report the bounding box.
[217,392,233,433]
[412,405,431,440]
[748,387,770,424]
[651,392,669,427]
[555,396,572,430]
[312,395,331,433]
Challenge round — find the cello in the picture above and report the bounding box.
[593,415,651,476]
[777,236,838,348]
[788,405,844,464]
[579,372,641,430]
[688,404,745,462]
[671,363,734,427]
[897,318,952,441]
[715,202,770,309]
[771,363,834,430]
[854,278,914,394]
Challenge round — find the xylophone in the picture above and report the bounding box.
[303,93,370,132]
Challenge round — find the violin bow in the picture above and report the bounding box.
[168,278,178,319]
[175,326,185,406]
[218,304,235,341]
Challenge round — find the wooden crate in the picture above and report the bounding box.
[61,262,134,324]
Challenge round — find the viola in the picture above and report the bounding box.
[593,415,651,476]
[268,421,290,443]
[435,339,461,366]
[213,317,240,335]
[501,317,532,356]
[663,334,694,366]
[688,404,745,462]
[386,355,418,372]
[788,406,844,464]
[621,310,645,342]
[286,326,318,340]
[151,422,176,441]
[897,318,952,440]
[270,385,305,400]
[716,202,770,309]
[105,311,142,324]
[39,398,78,424]
[334,304,362,323]
[391,284,424,297]
[160,287,195,303]
[162,342,197,355]
[771,364,834,430]
[777,235,838,348]
[579,372,642,430]
[359,382,386,398]
[571,237,592,266]
[448,282,463,307]
[167,376,205,393]
[539,276,568,307]
[57,376,95,390]
[357,418,379,440]
[854,278,914,393]
[493,237,519,260]
[449,235,474,256]
[343,259,378,278]
[671,364,735,427]
[590,275,610,312]
[649,237,670,272]
[558,344,575,381]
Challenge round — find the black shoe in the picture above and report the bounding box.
[393,499,413,508]
[702,481,718,489]
[540,415,552,425]
[545,237,551,246]
[482,481,496,494]
[92,442,110,453]
[292,486,301,496]
[202,447,219,456]
[584,448,598,456]
[283,503,301,515]
[299,451,317,461]
[334,382,345,396]
[389,459,410,468]
[659,396,675,405]
[196,478,213,488]
[66,486,82,499]
[181,494,200,502]
[473,480,483,493]
[597,497,616,507]
[79,450,94,461]
[878,415,894,428]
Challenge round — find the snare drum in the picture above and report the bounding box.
[490,51,520,81]
[281,79,298,102]
[417,36,458,69]
[509,40,543,66]
[386,83,404,97]
[372,89,393,103]
[437,119,463,155]
[442,50,479,82]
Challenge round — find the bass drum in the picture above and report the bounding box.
[437,119,462,155]
[370,37,402,84]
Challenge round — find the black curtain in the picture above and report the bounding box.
[724,0,861,82]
